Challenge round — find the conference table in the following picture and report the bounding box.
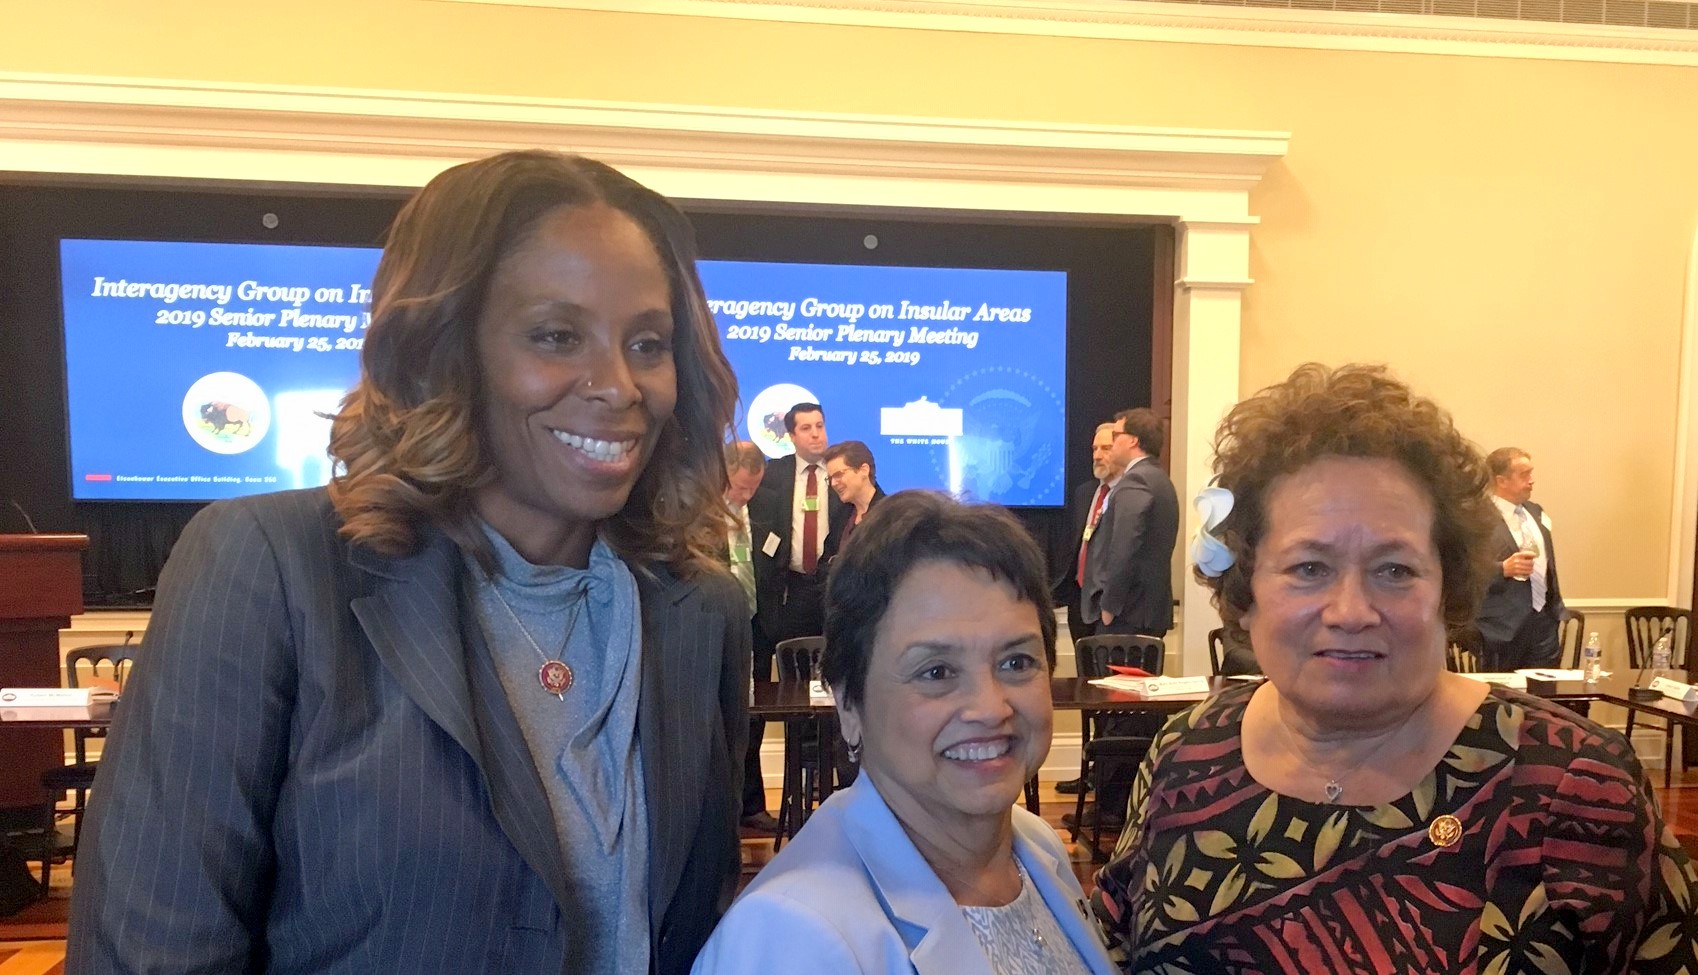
[750,673,1698,722]
[9,676,1688,845]
[748,677,1227,718]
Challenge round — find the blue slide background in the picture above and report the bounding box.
[700,260,1067,506]
[61,241,1066,504]
[61,239,379,500]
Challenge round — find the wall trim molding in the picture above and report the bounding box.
[0,72,1287,194]
[439,0,1698,66]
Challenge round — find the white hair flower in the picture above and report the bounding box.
[1191,485,1236,578]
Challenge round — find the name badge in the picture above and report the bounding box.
[801,495,821,513]
[1082,524,1095,542]
[761,532,781,557]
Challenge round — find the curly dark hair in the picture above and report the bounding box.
[1200,363,1497,639]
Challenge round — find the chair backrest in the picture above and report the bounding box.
[1444,624,1485,673]
[1445,643,1482,674]
[65,642,137,692]
[1625,606,1694,670]
[1206,628,1226,677]
[1558,607,1587,670]
[774,636,826,683]
[1075,635,1165,680]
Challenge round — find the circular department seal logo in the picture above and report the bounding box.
[746,382,819,459]
[928,366,1064,505]
[182,372,271,455]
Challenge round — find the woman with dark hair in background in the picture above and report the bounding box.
[693,491,1116,975]
[1093,363,1698,973]
[820,438,884,567]
[68,150,749,975]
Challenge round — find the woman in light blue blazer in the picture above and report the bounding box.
[693,492,1117,975]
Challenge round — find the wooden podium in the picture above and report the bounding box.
[0,534,87,808]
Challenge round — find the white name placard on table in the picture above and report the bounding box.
[1647,676,1698,704]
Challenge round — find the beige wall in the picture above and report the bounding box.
[6,0,1697,602]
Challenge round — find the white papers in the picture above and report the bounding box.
[807,679,835,705]
[1460,672,1528,689]
[1,702,111,721]
[1515,669,1589,681]
[1088,675,1211,697]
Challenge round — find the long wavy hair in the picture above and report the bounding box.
[327,150,739,576]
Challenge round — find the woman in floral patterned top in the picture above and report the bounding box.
[1093,363,1698,973]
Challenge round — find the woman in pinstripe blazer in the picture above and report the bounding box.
[67,151,750,974]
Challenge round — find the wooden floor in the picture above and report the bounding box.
[10,775,1698,971]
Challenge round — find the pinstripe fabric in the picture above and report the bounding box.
[65,488,750,974]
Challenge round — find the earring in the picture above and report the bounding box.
[846,740,862,763]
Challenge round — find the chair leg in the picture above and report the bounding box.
[773,721,800,853]
[1089,799,1105,864]
[71,787,88,853]
[1666,726,1676,790]
[1023,776,1040,816]
[1070,759,1089,845]
[1627,711,1638,747]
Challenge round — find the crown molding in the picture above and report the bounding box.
[0,72,1287,196]
[438,0,1698,66]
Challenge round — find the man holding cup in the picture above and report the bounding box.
[1476,447,1566,670]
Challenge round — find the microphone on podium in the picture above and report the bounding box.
[3,499,38,534]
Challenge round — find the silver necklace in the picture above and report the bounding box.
[1277,716,1406,804]
[488,583,585,700]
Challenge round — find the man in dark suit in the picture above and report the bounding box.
[1068,407,1179,829]
[1054,421,1121,797]
[1057,422,1122,649]
[748,403,844,659]
[1082,408,1179,638]
[1476,447,1566,670]
[745,403,842,828]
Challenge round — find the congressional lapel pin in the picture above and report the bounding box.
[1428,814,1462,848]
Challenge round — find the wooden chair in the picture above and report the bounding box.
[772,636,828,851]
[37,640,136,889]
[1558,607,1588,670]
[1445,625,1484,674]
[1071,634,1165,861]
[1555,607,1591,717]
[1207,628,1225,677]
[1624,607,1694,787]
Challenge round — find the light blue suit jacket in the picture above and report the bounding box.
[691,776,1117,975]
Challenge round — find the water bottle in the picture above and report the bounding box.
[1582,632,1603,684]
[1651,631,1674,683]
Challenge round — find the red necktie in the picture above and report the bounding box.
[1076,483,1110,587]
[802,464,820,574]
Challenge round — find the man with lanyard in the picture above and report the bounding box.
[1055,421,1122,797]
[724,441,772,831]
